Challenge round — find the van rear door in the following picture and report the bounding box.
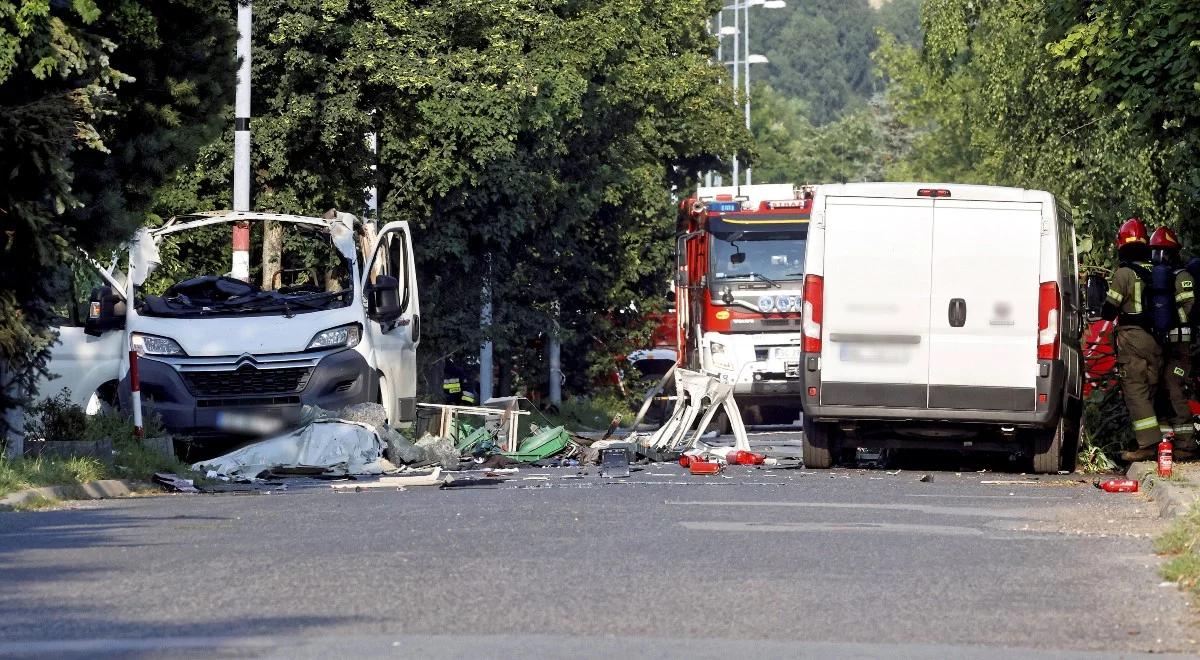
[926,200,1042,410]
[819,197,934,407]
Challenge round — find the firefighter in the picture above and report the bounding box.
[1101,218,1163,461]
[442,358,465,405]
[1150,226,1198,458]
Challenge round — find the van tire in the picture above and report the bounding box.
[802,415,834,469]
[1032,418,1064,474]
[1060,414,1082,473]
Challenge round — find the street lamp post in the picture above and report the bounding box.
[715,0,785,188]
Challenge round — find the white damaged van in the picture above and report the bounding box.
[38,210,420,441]
[798,183,1083,473]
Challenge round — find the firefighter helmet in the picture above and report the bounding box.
[1149,226,1182,250]
[1116,217,1149,248]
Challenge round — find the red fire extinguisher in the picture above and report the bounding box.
[1097,478,1139,493]
[1158,433,1174,478]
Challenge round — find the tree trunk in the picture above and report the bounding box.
[262,219,283,290]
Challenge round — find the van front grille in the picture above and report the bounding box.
[183,367,312,397]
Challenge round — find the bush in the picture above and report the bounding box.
[23,389,87,442]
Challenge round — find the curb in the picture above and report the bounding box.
[0,479,149,512]
[1126,462,1200,518]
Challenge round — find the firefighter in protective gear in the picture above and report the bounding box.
[1150,226,1198,458]
[1101,218,1163,461]
[442,359,466,405]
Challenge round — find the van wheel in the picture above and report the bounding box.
[802,415,834,469]
[1060,415,1082,473]
[1031,418,1064,474]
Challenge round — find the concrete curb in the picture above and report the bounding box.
[1126,461,1200,518]
[0,479,149,512]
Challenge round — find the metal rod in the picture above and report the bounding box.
[744,0,752,186]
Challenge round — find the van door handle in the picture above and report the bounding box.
[948,298,967,327]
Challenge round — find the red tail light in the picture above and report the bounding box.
[1038,281,1060,360]
[802,274,824,353]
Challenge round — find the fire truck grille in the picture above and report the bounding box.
[183,367,313,397]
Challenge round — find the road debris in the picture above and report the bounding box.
[153,472,199,493]
[331,468,447,491]
[918,474,933,483]
[981,479,1041,485]
[599,448,631,478]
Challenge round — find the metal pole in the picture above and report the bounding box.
[479,257,494,403]
[233,1,251,212]
[731,5,740,187]
[231,0,252,281]
[744,1,752,186]
[548,335,562,407]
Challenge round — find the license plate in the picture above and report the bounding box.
[215,411,285,436]
[773,347,801,361]
[839,345,910,364]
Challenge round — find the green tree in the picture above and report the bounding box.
[0,1,235,431]
[1048,0,1200,240]
[875,0,1161,265]
[151,0,749,396]
[753,0,880,124]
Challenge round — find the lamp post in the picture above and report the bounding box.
[714,0,785,187]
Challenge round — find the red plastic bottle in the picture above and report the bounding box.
[1098,478,1139,493]
[1158,434,1174,478]
[689,460,722,475]
[726,450,766,465]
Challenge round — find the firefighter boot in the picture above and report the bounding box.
[1121,446,1157,462]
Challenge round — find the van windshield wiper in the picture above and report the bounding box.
[718,272,782,288]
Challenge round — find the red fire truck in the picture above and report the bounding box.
[675,184,814,424]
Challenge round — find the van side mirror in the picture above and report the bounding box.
[1084,273,1107,321]
[367,275,402,322]
[84,286,125,337]
[666,290,676,304]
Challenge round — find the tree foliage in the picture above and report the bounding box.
[0,1,235,429]
[152,0,749,395]
[875,0,1163,267]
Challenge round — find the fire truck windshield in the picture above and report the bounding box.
[710,232,807,284]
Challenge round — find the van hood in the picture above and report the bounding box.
[129,306,364,356]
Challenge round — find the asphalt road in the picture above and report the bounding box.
[0,430,1196,658]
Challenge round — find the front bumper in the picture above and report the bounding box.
[119,348,374,439]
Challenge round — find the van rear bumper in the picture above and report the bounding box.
[800,354,1065,428]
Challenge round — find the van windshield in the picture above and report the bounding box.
[710,231,807,284]
[138,222,352,318]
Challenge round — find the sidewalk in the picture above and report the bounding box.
[1126,460,1200,517]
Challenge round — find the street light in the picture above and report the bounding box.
[711,0,785,188]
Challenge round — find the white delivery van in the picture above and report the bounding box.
[799,183,1083,473]
[37,210,420,441]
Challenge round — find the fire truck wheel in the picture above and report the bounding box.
[1031,418,1064,475]
[802,415,834,469]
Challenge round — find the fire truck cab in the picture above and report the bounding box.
[676,184,813,425]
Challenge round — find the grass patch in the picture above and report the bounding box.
[0,456,109,498]
[1156,500,1200,604]
[2,401,202,500]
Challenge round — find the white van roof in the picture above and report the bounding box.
[818,182,1054,204]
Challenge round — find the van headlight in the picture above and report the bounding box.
[307,323,362,351]
[130,333,186,357]
[709,341,735,371]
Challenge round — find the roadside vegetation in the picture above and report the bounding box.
[1157,501,1200,606]
[0,390,199,498]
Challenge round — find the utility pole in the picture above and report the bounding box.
[548,302,562,408]
[744,0,752,186]
[479,256,494,403]
[731,5,740,187]
[231,0,252,281]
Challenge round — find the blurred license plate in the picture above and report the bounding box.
[215,411,285,435]
[839,345,909,364]
[773,347,801,361]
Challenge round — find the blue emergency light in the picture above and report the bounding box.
[706,201,741,212]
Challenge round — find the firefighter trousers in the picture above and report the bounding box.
[1116,327,1163,449]
[1163,340,1195,441]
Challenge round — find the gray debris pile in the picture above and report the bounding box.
[196,403,448,480]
